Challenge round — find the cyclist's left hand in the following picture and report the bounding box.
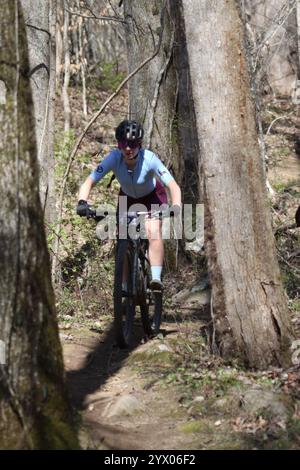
[76,199,90,217]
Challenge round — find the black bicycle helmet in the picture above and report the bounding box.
[115,120,144,141]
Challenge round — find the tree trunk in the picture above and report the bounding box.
[77,0,88,118]
[62,0,71,133]
[0,0,79,449]
[240,1,275,198]
[297,0,300,78]
[20,0,56,224]
[182,0,293,368]
[56,3,63,87]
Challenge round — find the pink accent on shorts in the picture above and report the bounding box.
[118,179,168,211]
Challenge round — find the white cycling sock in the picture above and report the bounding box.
[151,266,162,281]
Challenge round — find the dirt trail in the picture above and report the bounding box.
[61,281,300,451]
[63,312,209,450]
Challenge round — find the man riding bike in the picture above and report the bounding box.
[76,119,182,291]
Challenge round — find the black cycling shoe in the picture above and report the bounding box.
[150,279,163,291]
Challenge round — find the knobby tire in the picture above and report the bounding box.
[114,240,135,348]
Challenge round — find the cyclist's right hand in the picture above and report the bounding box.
[76,199,90,217]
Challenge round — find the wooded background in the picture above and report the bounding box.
[0,0,299,449]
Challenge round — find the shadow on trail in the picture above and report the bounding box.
[65,318,162,450]
[66,320,148,410]
[66,304,211,410]
[65,302,213,449]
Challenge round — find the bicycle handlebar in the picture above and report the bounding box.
[85,207,178,221]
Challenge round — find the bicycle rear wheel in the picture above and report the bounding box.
[114,240,135,348]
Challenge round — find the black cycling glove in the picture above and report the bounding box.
[76,199,90,217]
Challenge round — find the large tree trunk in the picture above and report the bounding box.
[0,0,79,449]
[297,0,300,78]
[182,0,293,368]
[20,0,56,224]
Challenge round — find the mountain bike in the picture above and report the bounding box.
[86,208,165,348]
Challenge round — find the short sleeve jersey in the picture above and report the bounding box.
[89,148,174,198]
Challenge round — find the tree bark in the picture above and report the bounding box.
[0,0,79,449]
[182,0,293,368]
[297,0,300,77]
[62,0,71,132]
[76,0,88,118]
[20,0,56,224]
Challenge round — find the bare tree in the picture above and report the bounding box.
[20,0,57,223]
[182,0,293,368]
[297,0,300,76]
[56,0,126,123]
[62,0,71,132]
[0,0,78,449]
[76,0,88,117]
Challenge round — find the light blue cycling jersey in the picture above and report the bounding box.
[89,148,174,198]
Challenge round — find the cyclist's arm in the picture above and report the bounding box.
[78,176,95,201]
[166,179,181,207]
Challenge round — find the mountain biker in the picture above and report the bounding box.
[76,119,182,291]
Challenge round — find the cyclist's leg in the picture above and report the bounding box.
[117,191,131,286]
[145,218,163,264]
[144,219,164,332]
[145,218,164,289]
[146,179,167,287]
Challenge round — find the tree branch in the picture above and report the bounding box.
[65,8,126,24]
[266,114,292,134]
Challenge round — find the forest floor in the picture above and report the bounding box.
[54,85,300,450]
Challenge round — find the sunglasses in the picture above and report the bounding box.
[118,139,140,150]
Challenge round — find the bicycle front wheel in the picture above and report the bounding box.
[144,254,163,335]
[114,240,135,348]
[137,253,153,338]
